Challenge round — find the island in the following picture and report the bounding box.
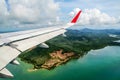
[19,29,120,70]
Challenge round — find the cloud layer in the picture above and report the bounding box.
[0,0,59,27]
[70,8,119,26]
[0,0,119,29]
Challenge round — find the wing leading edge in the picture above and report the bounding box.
[0,10,82,78]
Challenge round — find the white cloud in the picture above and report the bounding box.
[0,0,60,27]
[69,8,81,16]
[56,16,60,22]
[70,8,119,26]
[12,4,38,22]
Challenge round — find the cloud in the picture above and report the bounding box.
[70,8,119,26]
[0,0,60,27]
[69,8,81,16]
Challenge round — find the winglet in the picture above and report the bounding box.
[71,10,82,23]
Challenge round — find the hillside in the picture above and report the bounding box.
[19,29,120,69]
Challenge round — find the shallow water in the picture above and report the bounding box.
[1,46,120,80]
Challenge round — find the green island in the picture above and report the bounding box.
[19,29,120,70]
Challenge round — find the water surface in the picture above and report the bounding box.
[1,46,120,80]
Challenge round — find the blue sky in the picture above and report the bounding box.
[56,0,120,17]
[5,0,10,11]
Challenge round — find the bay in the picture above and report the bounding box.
[1,46,120,80]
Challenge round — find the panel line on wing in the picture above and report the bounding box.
[9,28,64,44]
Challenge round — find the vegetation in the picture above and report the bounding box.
[19,29,120,69]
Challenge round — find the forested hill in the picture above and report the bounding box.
[19,29,120,69]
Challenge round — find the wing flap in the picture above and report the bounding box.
[0,68,13,78]
[12,29,66,51]
[0,46,20,70]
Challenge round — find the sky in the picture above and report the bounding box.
[0,0,120,30]
[57,0,120,29]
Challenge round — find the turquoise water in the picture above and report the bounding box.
[1,46,120,80]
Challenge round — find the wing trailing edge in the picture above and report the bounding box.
[0,68,13,78]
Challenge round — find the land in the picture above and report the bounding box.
[19,28,120,70]
[41,50,75,69]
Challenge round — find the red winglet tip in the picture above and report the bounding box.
[71,10,82,23]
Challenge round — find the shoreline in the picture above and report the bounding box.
[37,50,77,70]
[20,46,120,71]
[23,50,80,71]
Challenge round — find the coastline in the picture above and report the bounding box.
[27,50,79,70]
[19,29,120,71]
[3,46,120,80]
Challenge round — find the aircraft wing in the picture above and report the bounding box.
[0,10,82,78]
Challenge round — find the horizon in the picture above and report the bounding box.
[0,26,120,33]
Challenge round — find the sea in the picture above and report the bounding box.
[1,46,120,80]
